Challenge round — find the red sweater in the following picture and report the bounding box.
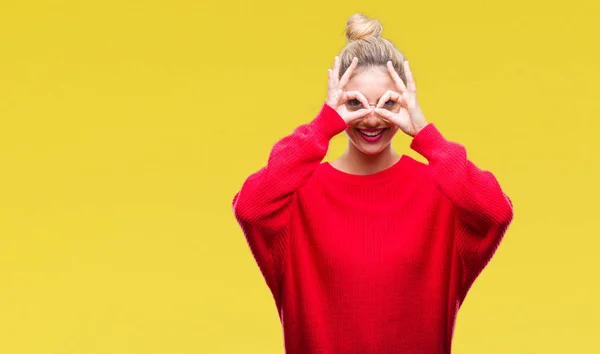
[232,103,514,353]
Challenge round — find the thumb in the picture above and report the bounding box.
[374,108,395,122]
[344,108,373,123]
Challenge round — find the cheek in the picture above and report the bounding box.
[344,121,361,135]
[344,126,357,138]
[385,126,400,141]
[344,127,361,143]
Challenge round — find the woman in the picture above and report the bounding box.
[232,13,514,354]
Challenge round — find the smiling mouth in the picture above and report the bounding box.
[358,128,387,137]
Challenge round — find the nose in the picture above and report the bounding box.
[362,110,381,127]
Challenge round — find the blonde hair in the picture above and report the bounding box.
[339,13,407,85]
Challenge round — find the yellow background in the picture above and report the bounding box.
[1,0,598,353]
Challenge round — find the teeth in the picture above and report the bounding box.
[360,129,384,137]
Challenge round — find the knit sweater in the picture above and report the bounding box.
[232,103,514,354]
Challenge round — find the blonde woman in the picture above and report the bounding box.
[233,13,514,354]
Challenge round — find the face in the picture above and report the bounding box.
[343,67,401,155]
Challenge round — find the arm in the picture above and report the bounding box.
[410,124,514,294]
[374,60,513,295]
[232,103,347,300]
[233,56,372,305]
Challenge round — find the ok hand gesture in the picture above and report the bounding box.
[374,61,429,137]
[326,57,373,124]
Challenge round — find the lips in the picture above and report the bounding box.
[357,128,387,143]
[359,128,386,137]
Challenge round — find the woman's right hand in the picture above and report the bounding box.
[327,57,373,124]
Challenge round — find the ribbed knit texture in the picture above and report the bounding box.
[232,103,514,354]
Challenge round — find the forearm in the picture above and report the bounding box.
[232,103,347,299]
[410,124,514,234]
[233,103,347,230]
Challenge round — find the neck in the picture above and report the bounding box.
[337,143,401,175]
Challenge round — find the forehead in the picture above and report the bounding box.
[344,67,396,97]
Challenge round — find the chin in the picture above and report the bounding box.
[354,141,392,155]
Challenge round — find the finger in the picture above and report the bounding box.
[374,108,395,120]
[328,69,336,91]
[339,57,358,89]
[376,90,402,108]
[378,116,393,125]
[344,90,370,109]
[404,61,417,93]
[327,69,337,105]
[332,56,341,86]
[345,108,373,123]
[387,61,408,93]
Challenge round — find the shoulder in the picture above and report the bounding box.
[399,155,434,181]
[296,162,332,191]
[396,155,447,198]
[396,156,455,211]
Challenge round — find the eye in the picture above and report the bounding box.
[347,99,362,107]
[383,99,396,108]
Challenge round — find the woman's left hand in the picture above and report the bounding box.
[374,61,429,137]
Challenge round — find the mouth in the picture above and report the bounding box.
[357,128,388,143]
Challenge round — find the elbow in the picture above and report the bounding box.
[232,190,264,227]
[479,195,514,235]
[232,192,250,224]
[496,194,514,230]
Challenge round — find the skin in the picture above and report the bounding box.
[326,57,429,175]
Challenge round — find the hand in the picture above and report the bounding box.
[374,61,429,137]
[327,56,373,124]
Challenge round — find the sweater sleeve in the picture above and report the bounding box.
[410,124,514,295]
[232,103,347,303]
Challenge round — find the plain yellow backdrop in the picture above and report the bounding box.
[1,0,599,353]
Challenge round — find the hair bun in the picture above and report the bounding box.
[345,13,383,41]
